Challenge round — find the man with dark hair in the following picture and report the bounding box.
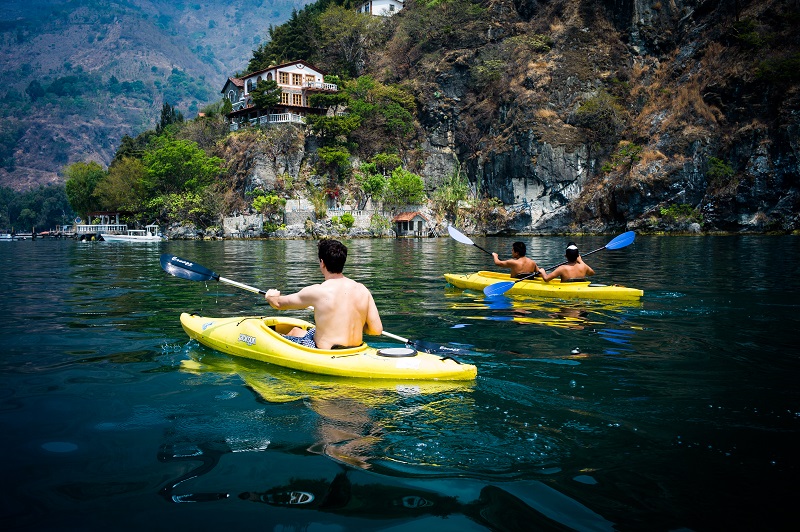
[538,242,595,282]
[492,241,538,278]
[265,239,383,349]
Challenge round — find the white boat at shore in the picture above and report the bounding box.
[101,224,166,242]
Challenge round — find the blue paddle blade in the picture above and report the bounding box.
[160,253,219,282]
[605,231,635,250]
[483,281,516,297]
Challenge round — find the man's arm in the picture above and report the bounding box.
[538,265,562,282]
[582,259,595,277]
[265,285,317,310]
[363,293,383,336]
[492,253,514,268]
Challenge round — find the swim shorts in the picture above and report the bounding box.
[283,328,317,348]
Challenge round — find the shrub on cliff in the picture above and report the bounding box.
[572,91,626,146]
[384,167,426,209]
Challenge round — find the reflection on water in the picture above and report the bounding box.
[447,288,639,336]
[239,469,615,531]
[178,347,475,470]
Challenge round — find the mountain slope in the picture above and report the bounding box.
[371,0,799,232]
[0,0,311,190]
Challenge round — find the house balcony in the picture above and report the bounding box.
[303,81,338,92]
[230,112,306,131]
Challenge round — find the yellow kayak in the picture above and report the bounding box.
[180,313,477,381]
[444,271,644,301]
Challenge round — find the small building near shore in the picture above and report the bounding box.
[392,211,429,237]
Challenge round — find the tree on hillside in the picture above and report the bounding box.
[308,87,350,119]
[142,138,225,194]
[248,2,334,70]
[251,79,282,110]
[200,98,233,117]
[64,161,106,219]
[384,167,426,209]
[349,162,387,209]
[315,6,382,77]
[177,113,230,151]
[95,157,148,212]
[304,114,362,145]
[156,102,184,134]
[371,152,402,175]
[25,80,45,102]
[341,76,417,158]
[316,145,352,182]
[113,132,157,165]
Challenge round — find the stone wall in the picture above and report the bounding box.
[222,214,264,237]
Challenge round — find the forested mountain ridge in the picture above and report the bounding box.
[0,0,310,190]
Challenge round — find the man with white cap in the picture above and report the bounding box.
[537,242,595,282]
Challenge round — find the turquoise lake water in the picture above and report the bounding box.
[1,235,798,530]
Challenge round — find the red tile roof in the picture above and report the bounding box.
[392,211,428,222]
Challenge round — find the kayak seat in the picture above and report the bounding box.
[269,323,306,335]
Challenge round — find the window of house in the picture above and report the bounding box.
[390,4,395,11]
[246,79,254,92]
[267,73,273,81]
[281,92,289,104]
[292,73,302,86]
[279,72,289,84]
[292,93,303,106]
[305,74,315,86]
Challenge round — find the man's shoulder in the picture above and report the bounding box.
[299,282,324,293]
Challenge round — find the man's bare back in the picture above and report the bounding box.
[539,257,595,282]
[294,277,381,348]
[492,242,538,277]
[265,239,382,349]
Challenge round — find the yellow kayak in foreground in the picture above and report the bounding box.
[444,271,644,301]
[180,313,477,381]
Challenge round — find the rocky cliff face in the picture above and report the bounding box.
[396,0,799,233]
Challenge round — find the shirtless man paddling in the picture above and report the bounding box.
[537,242,595,282]
[265,239,383,349]
[492,242,538,278]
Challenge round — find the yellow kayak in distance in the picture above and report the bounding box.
[444,271,644,301]
[180,313,477,381]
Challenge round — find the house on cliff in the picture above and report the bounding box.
[356,0,403,16]
[221,60,338,131]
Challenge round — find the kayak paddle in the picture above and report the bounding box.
[482,231,637,297]
[160,253,267,295]
[159,253,447,354]
[447,225,494,256]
